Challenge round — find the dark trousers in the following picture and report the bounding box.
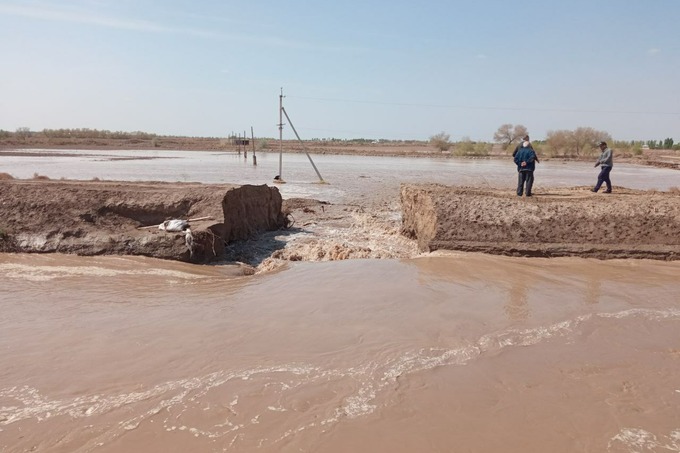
[517,170,534,196]
[594,166,612,192]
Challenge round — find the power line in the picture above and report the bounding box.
[294,126,466,140]
[287,95,680,116]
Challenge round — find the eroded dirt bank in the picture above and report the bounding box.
[2,179,679,266]
[401,184,680,260]
[0,180,285,263]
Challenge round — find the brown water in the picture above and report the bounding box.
[2,252,679,453]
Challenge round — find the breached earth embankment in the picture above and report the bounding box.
[0,180,285,264]
[401,184,680,260]
[2,179,679,266]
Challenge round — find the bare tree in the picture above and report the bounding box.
[546,127,612,157]
[545,130,572,156]
[493,124,528,148]
[15,127,31,140]
[573,127,610,157]
[493,124,513,147]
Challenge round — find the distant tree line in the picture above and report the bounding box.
[644,138,675,149]
[0,128,159,140]
[491,124,680,156]
[2,126,678,153]
[543,127,612,157]
[427,124,679,157]
[41,128,158,139]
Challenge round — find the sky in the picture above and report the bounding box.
[1,0,678,142]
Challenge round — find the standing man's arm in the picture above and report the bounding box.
[594,152,602,167]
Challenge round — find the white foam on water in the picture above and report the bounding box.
[342,388,377,418]
[3,308,678,451]
[0,263,208,282]
[267,406,287,412]
[597,308,680,321]
[609,428,680,452]
[480,318,585,350]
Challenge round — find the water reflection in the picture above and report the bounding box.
[1,150,678,205]
[505,278,530,321]
[585,273,601,306]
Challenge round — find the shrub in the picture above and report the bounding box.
[453,139,490,156]
[429,132,451,152]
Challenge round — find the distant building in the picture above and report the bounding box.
[231,138,250,146]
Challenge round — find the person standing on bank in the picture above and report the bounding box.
[514,140,538,197]
[512,135,536,158]
[592,141,613,193]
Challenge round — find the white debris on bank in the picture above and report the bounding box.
[158,219,189,232]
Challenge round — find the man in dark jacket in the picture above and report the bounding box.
[514,140,538,197]
[512,135,539,160]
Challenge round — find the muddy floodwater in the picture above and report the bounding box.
[1,150,680,452]
[1,148,679,201]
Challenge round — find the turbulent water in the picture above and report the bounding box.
[1,150,680,452]
[1,254,679,452]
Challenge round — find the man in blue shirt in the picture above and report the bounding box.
[592,141,613,193]
[512,135,534,158]
[513,141,538,197]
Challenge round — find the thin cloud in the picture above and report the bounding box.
[476,54,488,60]
[0,3,169,32]
[0,3,368,53]
[647,48,661,55]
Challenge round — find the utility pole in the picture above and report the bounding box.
[276,87,284,183]
[243,130,247,158]
[275,88,325,184]
[251,126,256,166]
